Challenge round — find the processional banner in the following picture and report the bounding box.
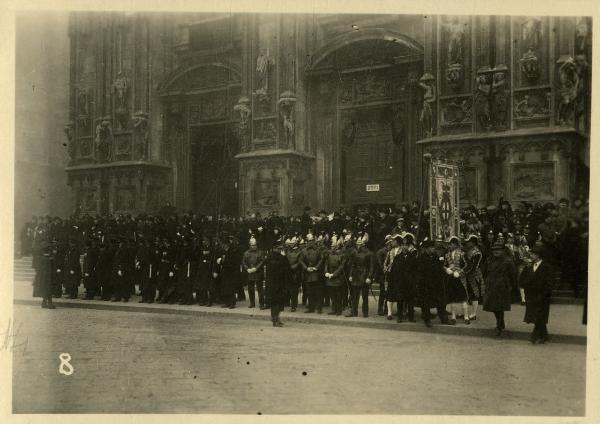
[429,162,460,241]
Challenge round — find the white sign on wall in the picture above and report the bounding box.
[366,184,380,192]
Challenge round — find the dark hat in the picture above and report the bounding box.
[420,238,434,248]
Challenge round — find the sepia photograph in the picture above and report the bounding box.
[3,0,596,418]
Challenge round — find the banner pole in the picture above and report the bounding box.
[419,153,432,242]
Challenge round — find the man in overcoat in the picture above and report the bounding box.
[265,237,291,326]
[521,245,554,344]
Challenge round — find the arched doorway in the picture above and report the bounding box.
[308,30,423,209]
[160,63,241,215]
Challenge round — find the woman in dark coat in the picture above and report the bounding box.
[521,245,554,344]
[483,242,517,336]
[265,238,291,326]
[397,233,418,322]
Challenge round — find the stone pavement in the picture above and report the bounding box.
[12,279,587,344]
[11,304,586,415]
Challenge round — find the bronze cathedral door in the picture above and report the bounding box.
[340,106,404,206]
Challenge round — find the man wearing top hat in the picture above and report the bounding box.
[521,244,554,344]
[37,239,57,309]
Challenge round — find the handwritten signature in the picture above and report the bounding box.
[1,318,28,355]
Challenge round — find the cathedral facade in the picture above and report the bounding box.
[64,13,591,216]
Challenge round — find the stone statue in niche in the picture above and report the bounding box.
[132,110,149,160]
[277,91,296,149]
[443,18,466,65]
[64,121,76,163]
[522,17,542,50]
[76,89,90,135]
[491,68,509,130]
[474,72,492,131]
[233,96,252,152]
[253,50,274,105]
[576,18,589,55]
[112,73,129,130]
[95,117,113,163]
[556,56,583,126]
[418,73,436,138]
[443,18,466,90]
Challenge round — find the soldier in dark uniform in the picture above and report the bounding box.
[52,240,66,298]
[82,238,100,299]
[346,235,374,317]
[195,237,214,305]
[285,236,302,311]
[157,238,176,303]
[416,238,449,327]
[242,237,265,309]
[324,237,346,316]
[64,238,82,299]
[112,238,131,302]
[176,237,195,305]
[300,233,324,313]
[97,240,114,300]
[136,236,156,303]
[216,237,239,309]
[265,237,292,327]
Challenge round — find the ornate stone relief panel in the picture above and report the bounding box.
[510,162,556,201]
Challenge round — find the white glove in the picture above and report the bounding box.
[248,267,255,274]
[57,269,61,273]
[85,273,89,277]
[445,267,453,275]
[212,272,218,279]
[70,270,74,275]
[366,278,372,284]
[217,258,222,265]
[349,277,353,282]
[118,270,123,276]
[169,271,174,277]
[439,257,445,262]
[453,271,460,278]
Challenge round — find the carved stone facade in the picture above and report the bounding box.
[65,13,590,215]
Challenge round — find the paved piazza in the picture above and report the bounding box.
[11,304,585,415]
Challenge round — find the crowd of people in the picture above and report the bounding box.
[23,197,588,341]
